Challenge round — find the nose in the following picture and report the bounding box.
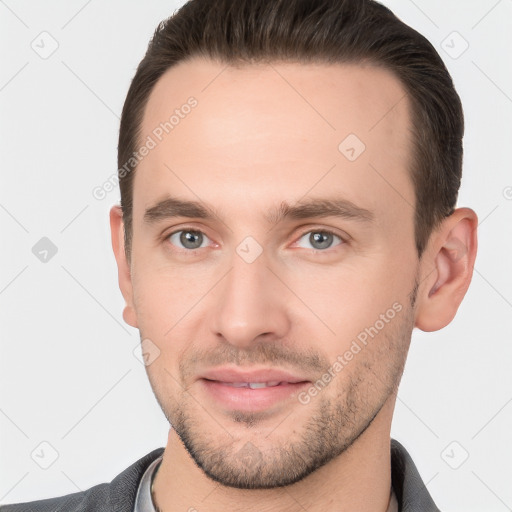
[208,248,290,349]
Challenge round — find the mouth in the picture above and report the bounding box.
[199,367,309,384]
[197,367,311,412]
[209,380,296,389]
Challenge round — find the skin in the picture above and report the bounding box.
[110,57,478,512]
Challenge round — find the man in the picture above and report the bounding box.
[1,0,478,510]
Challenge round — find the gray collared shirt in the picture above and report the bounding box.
[134,455,162,512]
[133,456,398,512]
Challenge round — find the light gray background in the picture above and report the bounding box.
[1,1,511,510]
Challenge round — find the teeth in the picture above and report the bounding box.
[222,381,282,388]
[249,382,268,389]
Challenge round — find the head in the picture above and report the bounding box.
[111,0,477,490]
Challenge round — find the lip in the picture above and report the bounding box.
[199,366,309,384]
[198,366,311,412]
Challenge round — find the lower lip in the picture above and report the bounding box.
[199,379,310,412]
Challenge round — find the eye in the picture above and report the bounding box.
[164,227,345,253]
[294,229,345,251]
[167,229,212,251]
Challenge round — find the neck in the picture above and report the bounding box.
[152,398,395,512]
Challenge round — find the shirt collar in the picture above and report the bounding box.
[134,454,162,512]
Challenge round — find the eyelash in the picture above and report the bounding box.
[164,227,347,254]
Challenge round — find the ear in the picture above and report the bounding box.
[414,207,478,332]
[109,205,138,328]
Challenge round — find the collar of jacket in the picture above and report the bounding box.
[390,439,440,512]
[41,439,439,512]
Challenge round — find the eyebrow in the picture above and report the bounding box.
[143,195,374,226]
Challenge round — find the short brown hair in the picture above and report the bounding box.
[118,0,463,263]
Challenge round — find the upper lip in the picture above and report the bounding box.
[199,367,310,384]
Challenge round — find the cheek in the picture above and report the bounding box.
[285,258,410,350]
[132,276,169,332]
[131,262,206,331]
[131,266,207,367]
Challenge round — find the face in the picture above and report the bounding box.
[123,58,420,489]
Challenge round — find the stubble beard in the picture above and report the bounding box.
[148,285,417,489]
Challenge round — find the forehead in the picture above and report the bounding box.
[134,57,414,228]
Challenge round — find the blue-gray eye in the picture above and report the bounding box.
[168,230,210,250]
[296,230,343,250]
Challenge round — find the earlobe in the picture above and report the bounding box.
[415,208,478,332]
[122,304,138,328]
[109,205,139,329]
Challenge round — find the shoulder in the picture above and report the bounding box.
[0,448,164,512]
[0,484,108,512]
